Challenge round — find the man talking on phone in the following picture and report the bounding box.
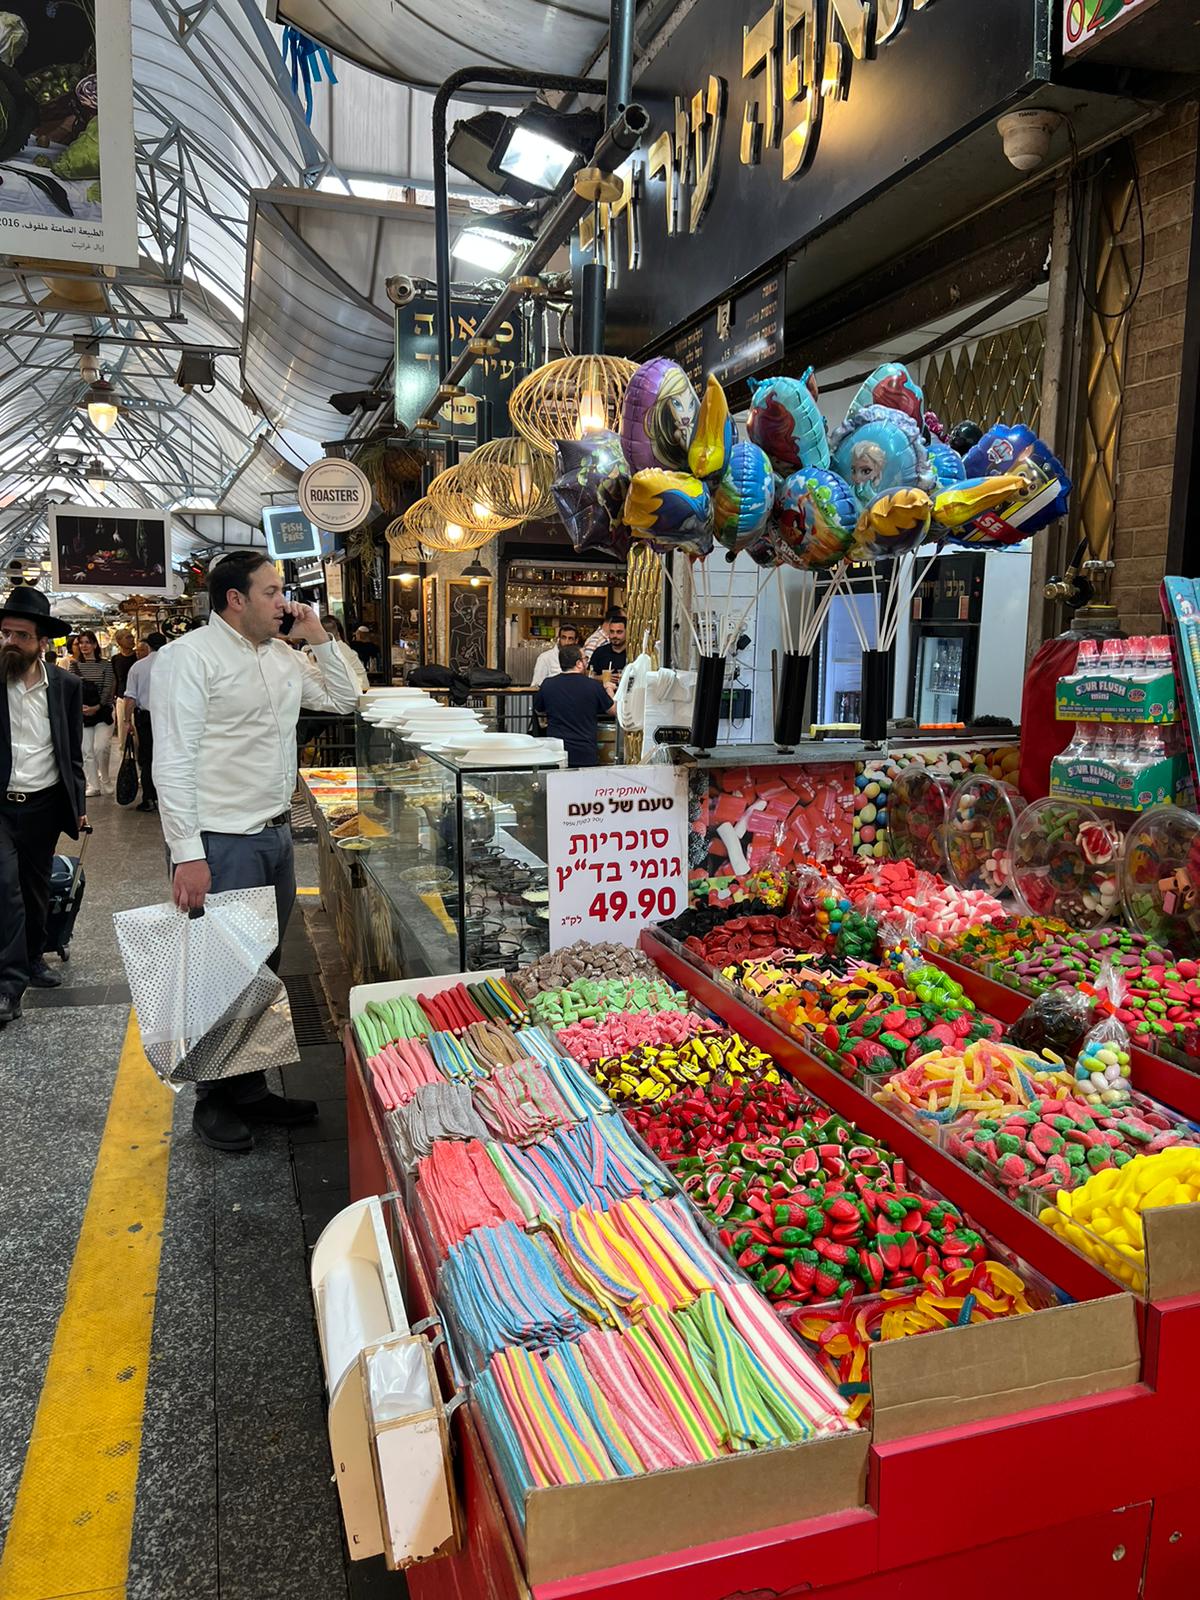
[151,551,362,1152]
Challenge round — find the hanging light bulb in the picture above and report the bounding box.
[444,522,465,546]
[471,497,495,523]
[576,387,606,436]
[85,456,109,494]
[86,379,119,433]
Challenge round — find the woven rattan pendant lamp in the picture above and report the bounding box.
[427,462,520,535]
[403,495,493,554]
[456,435,555,522]
[508,354,638,454]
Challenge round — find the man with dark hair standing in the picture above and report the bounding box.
[0,586,86,1018]
[588,612,628,682]
[151,551,361,1151]
[533,645,614,769]
[122,630,166,811]
[530,622,580,689]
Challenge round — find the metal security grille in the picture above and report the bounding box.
[922,315,1047,434]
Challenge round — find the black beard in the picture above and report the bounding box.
[1,644,37,680]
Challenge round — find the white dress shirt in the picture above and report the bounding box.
[7,658,57,793]
[530,646,564,689]
[123,650,159,710]
[306,637,369,693]
[151,611,362,864]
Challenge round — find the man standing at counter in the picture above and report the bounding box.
[589,611,628,681]
[533,646,614,768]
[530,622,580,689]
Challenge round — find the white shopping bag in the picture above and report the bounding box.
[113,887,300,1088]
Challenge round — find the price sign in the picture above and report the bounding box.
[547,767,689,951]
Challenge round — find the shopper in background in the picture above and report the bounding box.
[122,630,166,812]
[313,614,369,692]
[109,629,138,787]
[530,622,580,689]
[69,629,115,797]
[533,645,614,769]
[152,550,362,1152]
[588,610,628,681]
[350,625,380,675]
[0,587,86,1019]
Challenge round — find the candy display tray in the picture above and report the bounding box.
[345,992,1200,1600]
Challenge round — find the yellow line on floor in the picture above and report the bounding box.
[296,886,320,896]
[0,1013,174,1600]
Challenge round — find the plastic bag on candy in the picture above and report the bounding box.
[113,887,299,1088]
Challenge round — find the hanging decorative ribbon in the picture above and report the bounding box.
[280,26,337,126]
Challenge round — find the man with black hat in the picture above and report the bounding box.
[0,587,86,1021]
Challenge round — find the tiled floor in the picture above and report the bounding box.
[0,790,403,1598]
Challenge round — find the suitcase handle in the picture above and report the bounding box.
[76,823,93,869]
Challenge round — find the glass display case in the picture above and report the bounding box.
[354,714,554,977]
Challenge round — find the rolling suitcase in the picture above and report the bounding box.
[44,825,91,962]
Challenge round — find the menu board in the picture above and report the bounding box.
[659,272,782,393]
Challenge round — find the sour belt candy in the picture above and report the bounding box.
[417,1139,526,1253]
[386,1081,489,1170]
[472,1058,578,1144]
[527,976,688,1028]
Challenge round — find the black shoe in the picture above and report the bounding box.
[136,800,154,812]
[239,1091,319,1127]
[0,993,21,1025]
[193,1098,254,1152]
[29,960,62,988]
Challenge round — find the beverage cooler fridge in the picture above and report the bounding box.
[902,550,1030,727]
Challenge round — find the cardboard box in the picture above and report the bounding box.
[868,1294,1140,1442]
[1049,752,1187,811]
[516,1430,870,1585]
[1055,671,1177,723]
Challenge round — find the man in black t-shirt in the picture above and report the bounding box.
[589,614,627,681]
[533,646,614,768]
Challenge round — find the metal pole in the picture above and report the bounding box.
[578,262,607,356]
[606,0,635,120]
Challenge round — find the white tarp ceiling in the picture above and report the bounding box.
[264,0,611,88]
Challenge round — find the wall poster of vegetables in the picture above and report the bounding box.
[0,0,136,263]
[49,503,172,594]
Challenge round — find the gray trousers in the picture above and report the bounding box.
[175,825,296,1105]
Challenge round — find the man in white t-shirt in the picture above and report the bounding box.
[530,622,580,689]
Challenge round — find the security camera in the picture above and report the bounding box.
[385,274,418,308]
[997,110,1065,173]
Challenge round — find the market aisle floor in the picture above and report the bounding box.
[0,793,400,1600]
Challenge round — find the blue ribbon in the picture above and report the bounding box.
[281,26,337,126]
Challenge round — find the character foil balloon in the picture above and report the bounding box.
[747,370,830,475]
[620,357,700,474]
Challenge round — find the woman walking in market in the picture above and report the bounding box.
[69,629,116,796]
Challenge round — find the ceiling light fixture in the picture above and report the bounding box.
[450,216,533,278]
[462,556,489,587]
[85,378,119,434]
[85,456,109,495]
[175,348,218,394]
[490,104,602,195]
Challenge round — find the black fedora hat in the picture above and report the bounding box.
[1,585,65,636]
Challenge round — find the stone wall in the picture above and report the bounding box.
[1111,99,1198,636]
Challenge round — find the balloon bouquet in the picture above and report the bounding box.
[549,352,1070,749]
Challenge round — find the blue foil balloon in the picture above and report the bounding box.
[830,405,935,507]
[962,424,1071,534]
[848,362,925,427]
[929,439,967,489]
[713,442,773,551]
[624,468,714,558]
[747,372,830,475]
[775,468,857,570]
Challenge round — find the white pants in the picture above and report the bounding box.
[82,720,113,792]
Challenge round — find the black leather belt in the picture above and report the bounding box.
[265,811,290,828]
[4,790,28,803]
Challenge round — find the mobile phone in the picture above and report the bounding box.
[279,611,295,636]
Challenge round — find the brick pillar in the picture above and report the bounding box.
[1111,100,1198,636]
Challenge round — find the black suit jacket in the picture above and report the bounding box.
[0,665,86,838]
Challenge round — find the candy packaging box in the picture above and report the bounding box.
[1055,668,1178,725]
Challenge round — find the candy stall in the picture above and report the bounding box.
[334,786,1200,1598]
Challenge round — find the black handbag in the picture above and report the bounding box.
[115,733,139,806]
